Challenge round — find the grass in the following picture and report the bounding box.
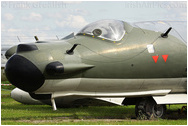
[1,81,15,90]
[1,81,10,84]
[1,90,187,125]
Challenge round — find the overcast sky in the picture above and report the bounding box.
[1,1,187,45]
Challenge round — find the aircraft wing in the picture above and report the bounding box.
[51,90,171,98]
[153,94,187,104]
[98,93,187,105]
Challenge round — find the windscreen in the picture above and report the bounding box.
[78,20,126,41]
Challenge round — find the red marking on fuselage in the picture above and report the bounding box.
[162,55,168,63]
[152,56,159,63]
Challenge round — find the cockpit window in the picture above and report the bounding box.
[77,20,125,41]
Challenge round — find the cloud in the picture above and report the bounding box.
[22,12,42,21]
[47,12,63,19]
[7,28,21,32]
[74,9,89,16]
[56,15,88,29]
[4,13,14,21]
[162,1,187,21]
[47,8,89,19]
[1,24,5,29]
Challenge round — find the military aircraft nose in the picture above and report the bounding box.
[5,55,45,92]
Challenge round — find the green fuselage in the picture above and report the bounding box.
[5,22,187,96]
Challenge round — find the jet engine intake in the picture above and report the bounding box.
[45,61,64,76]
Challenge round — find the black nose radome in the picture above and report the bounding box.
[5,55,45,92]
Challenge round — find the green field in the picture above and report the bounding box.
[1,89,187,125]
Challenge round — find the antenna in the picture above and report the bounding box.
[34,36,39,41]
[17,36,21,42]
[56,35,59,40]
[66,44,80,55]
[161,27,172,38]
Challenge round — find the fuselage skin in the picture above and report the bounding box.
[5,22,187,97]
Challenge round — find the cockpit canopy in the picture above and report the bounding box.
[78,20,125,41]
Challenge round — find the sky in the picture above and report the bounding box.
[1,1,187,45]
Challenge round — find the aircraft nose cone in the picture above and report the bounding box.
[5,55,45,92]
